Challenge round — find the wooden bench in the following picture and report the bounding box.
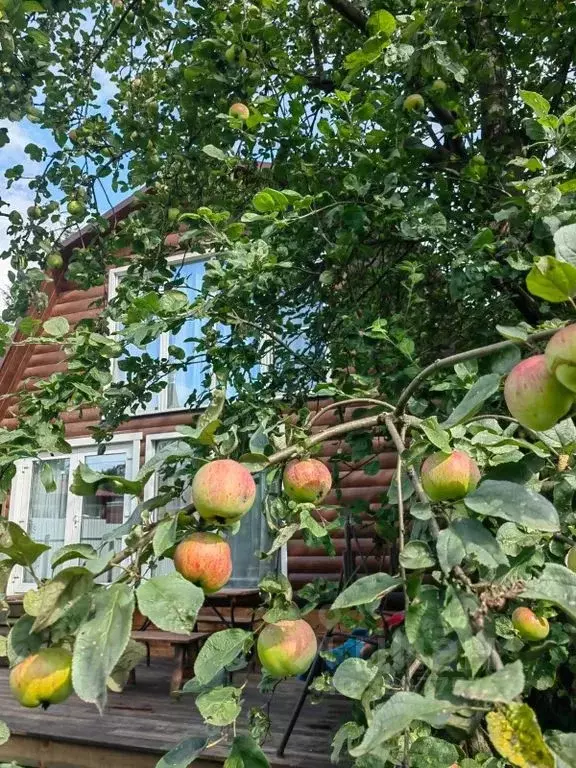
[131,631,208,695]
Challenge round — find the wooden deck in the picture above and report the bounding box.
[0,659,350,768]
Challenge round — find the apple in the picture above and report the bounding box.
[420,450,480,502]
[283,458,332,504]
[192,458,256,522]
[504,355,573,431]
[173,532,232,593]
[46,252,63,270]
[229,102,250,120]
[403,93,425,112]
[257,619,317,678]
[10,647,73,708]
[512,607,550,642]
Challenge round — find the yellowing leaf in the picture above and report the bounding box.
[486,703,555,768]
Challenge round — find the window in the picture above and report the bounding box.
[144,434,278,587]
[8,434,141,594]
[110,256,215,414]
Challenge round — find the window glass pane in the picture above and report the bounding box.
[228,478,272,588]
[167,260,208,408]
[80,453,127,584]
[117,338,161,412]
[25,459,69,582]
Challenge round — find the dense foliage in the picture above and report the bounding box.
[0,0,575,766]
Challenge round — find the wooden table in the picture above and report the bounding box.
[131,630,208,695]
[203,588,260,628]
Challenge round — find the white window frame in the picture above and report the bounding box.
[8,432,142,595]
[143,432,287,579]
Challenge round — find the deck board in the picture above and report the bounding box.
[0,660,350,767]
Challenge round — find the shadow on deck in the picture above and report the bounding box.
[0,660,351,768]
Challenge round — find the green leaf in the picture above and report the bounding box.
[332,658,377,700]
[155,736,208,768]
[405,585,457,670]
[420,417,451,453]
[136,573,204,634]
[43,316,69,337]
[526,256,576,302]
[7,614,42,666]
[196,685,242,726]
[72,583,135,712]
[107,639,147,693]
[331,722,365,764]
[436,529,466,574]
[442,374,501,428]
[454,660,525,703]
[464,480,560,532]
[52,543,98,568]
[225,735,269,768]
[194,629,252,685]
[496,324,528,342]
[40,461,56,492]
[32,568,94,633]
[449,519,509,570]
[367,9,396,37]
[152,513,179,557]
[409,736,459,768]
[0,520,50,567]
[399,540,436,569]
[159,290,189,313]
[202,144,227,161]
[350,692,454,756]
[519,90,550,118]
[331,573,401,610]
[0,721,9,746]
[554,223,576,265]
[546,731,576,767]
[522,563,576,622]
[177,389,225,444]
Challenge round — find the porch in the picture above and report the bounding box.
[0,658,349,768]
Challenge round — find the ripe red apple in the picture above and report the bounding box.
[10,647,73,708]
[229,102,250,120]
[420,450,480,502]
[511,607,549,642]
[283,459,332,504]
[545,324,576,393]
[257,619,317,678]
[192,459,256,522]
[504,355,573,431]
[173,532,232,594]
[403,93,425,111]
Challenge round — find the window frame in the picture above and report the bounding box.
[7,432,142,595]
[143,432,287,580]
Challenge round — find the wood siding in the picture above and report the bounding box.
[0,271,396,587]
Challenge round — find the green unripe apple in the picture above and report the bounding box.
[431,79,447,94]
[403,93,425,112]
[167,207,181,223]
[504,355,573,431]
[67,200,86,218]
[512,607,550,642]
[27,205,42,220]
[46,252,64,270]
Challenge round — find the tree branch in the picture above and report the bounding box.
[394,327,559,415]
[322,0,367,31]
